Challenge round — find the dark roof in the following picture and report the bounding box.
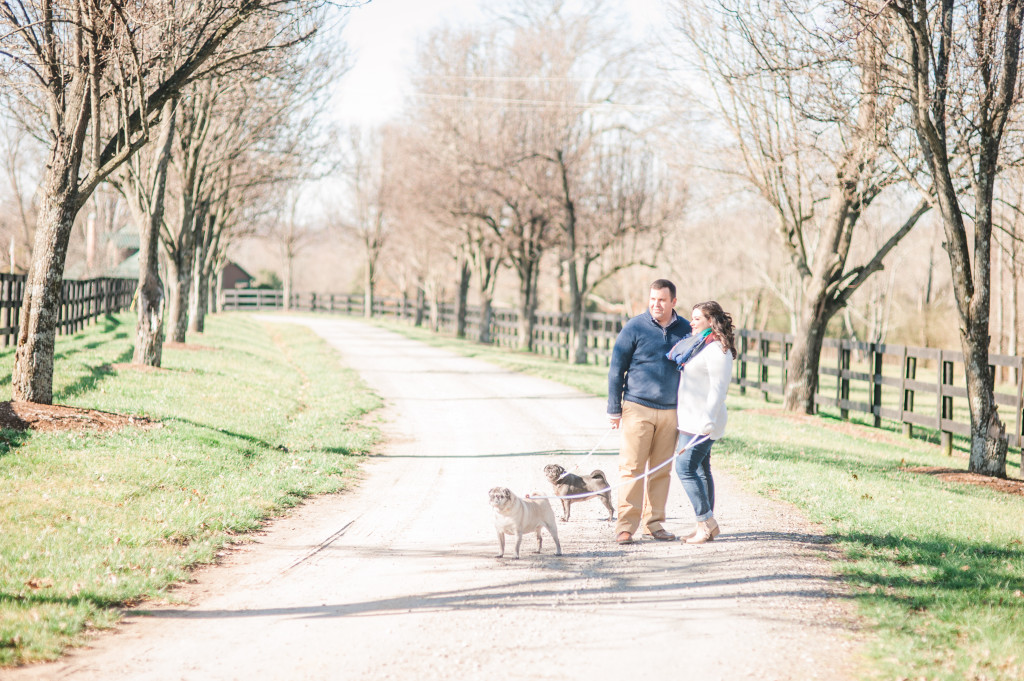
[223,261,252,278]
[104,251,139,279]
[109,225,140,251]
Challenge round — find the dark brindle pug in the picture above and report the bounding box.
[488,486,561,559]
[543,464,615,522]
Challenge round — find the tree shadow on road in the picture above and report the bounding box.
[130,528,861,634]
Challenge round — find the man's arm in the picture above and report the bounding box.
[607,323,635,426]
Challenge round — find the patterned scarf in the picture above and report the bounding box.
[667,328,716,372]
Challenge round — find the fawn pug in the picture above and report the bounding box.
[488,487,562,559]
[543,464,615,522]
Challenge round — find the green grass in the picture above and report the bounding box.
[380,318,1024,681]
[0,313,381,666]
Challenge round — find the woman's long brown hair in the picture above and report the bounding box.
[694,301,737,358]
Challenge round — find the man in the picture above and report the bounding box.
[607,279,691,544]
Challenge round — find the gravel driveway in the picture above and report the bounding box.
[8,316,865,681]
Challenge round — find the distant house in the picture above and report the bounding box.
[95,225,253,291]
[221,262,252,289]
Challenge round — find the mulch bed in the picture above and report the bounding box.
[0,401,160,433]
[748,408,1024,497]
[900,466,1024,497]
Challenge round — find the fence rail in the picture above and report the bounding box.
[222,290,1024,464]
[0,274,136,347]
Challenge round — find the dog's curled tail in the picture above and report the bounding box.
[590,470,608,481]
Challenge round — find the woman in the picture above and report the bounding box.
[667,301,736,544]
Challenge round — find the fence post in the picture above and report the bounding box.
[1016,355,1024,472]
[839,342,850,420]
[903,351,916,438]
[0,276,9,347]
[759,335,770,402]
[871,343,883,428]
[940,356,954,456]
[783,339,793,409]
[738,333,748,395]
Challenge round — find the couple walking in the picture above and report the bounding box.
[607,279,736,545]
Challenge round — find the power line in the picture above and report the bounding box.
[416,91,672,111]
[416,75,670,84]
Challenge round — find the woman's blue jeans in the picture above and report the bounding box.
[675,432,715,521]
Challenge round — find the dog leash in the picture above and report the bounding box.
[557,427,616,480]
[530,433,710,501]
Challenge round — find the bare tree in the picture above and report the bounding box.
[672,0,930,413]
[498,0,685,363]
[410,26,507,341]
[340,126,394,319]
[555,132,683,363]
[164,81,217,343]
[0,0,328,403]
[111,99,178,366]
[881,0,1024,477]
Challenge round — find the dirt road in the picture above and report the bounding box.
[7,317,864,681]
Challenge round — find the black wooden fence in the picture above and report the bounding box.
[0,273,137,347]
[222,289,1024,465]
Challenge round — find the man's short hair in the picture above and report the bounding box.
[650,279,676,299]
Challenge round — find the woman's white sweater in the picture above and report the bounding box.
[676,339,734,440]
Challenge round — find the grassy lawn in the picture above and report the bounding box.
[380,319,1024,681]
[0,313,381,666]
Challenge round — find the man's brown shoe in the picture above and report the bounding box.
[616,531,634,544]
[642,529,677,541]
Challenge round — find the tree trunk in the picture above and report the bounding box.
[516,267,537,352]
[188,234,206,333]
[782,300,830,414]
[414,283,425,327]
[190,265,209,333]
[557,148,588,364]
[429,285,441,332]
[11,73,90,403]
[566,255,584,363]
[455,257,470,339]
[478,295,493,344]
[963,335,1008,476]
[571,306,588,365]
[167,250,193,344]
[1011,234,1020,385]
[209,273,219,314]
[938,171,1007,477]
[567,253,588,364]
[12,186,82,403]
[364,260,374,318]
[133,258,165,366]
[283,244,294,312]
[132,101,177,366]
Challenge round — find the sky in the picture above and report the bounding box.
[332,0,668,127]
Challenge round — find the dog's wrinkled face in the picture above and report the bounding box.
[489,486,514,512]
[543,464,566,482]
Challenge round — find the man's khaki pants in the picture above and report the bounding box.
[616,401,678,536]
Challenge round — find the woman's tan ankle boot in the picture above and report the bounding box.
[706,517,720,539]
[686,520,713,544]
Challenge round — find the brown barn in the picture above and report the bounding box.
[220,262,252,290]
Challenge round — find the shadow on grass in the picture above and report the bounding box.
[0,425,30,459]
[163,417,361,461]
[717,437,907,479]
[0,589,135,613]
[53,346,134,402]
[837,531,1024,615]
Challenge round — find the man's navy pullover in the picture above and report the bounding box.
[607,311,692,415]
